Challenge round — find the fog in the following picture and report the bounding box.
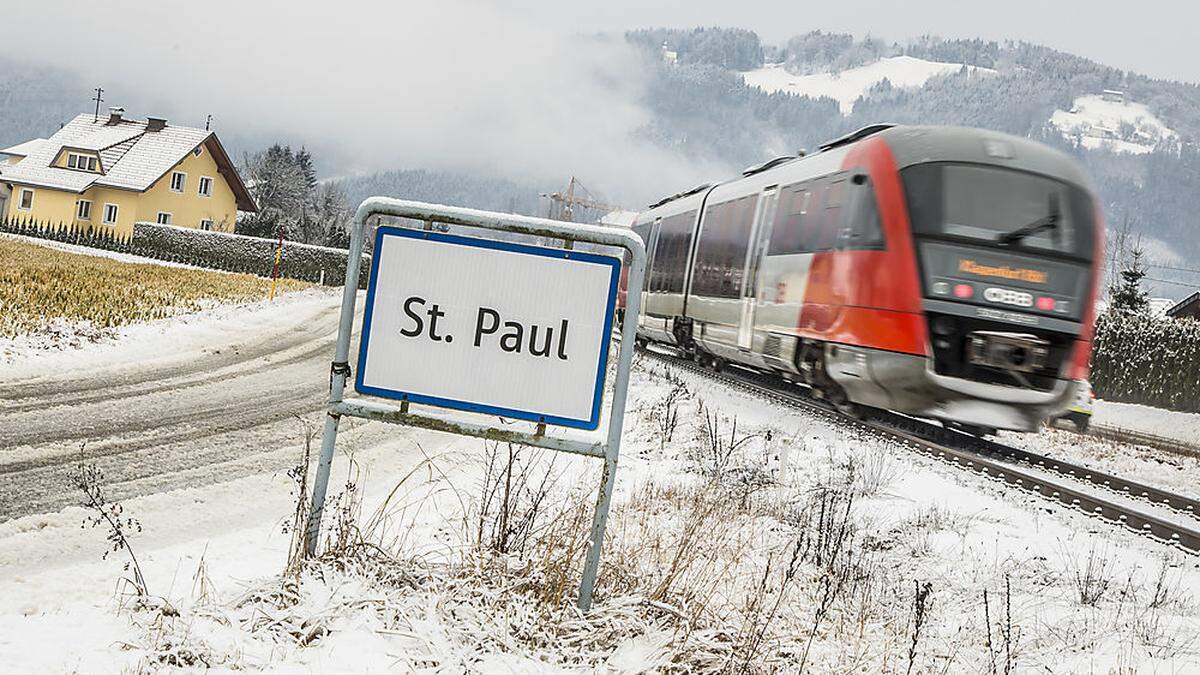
[3,0,730,205]
[8,0,1193,208]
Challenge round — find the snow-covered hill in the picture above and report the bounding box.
[741,55,996,115]
[1050,93,1177,154]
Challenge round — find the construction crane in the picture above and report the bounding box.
[541,176,623,222]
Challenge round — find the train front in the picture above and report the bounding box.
[886,127,1102,432]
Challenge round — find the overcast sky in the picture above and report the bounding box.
[4,0,1194,204]
[494,0,1200,84]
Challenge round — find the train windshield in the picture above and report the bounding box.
[902,163,1096,259]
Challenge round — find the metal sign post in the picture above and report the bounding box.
[303,197,645,611]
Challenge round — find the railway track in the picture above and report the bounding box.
[641,347,1200,554]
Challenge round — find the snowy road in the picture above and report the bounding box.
[0,291,372,521]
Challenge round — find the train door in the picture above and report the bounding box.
[737,187,780,349]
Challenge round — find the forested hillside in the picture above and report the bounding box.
[624,29,1200,296]
[3,30,1198,296]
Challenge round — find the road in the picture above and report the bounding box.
[0,295,384,521]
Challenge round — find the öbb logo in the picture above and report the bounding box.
[983,287,1034,308]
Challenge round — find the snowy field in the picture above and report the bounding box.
[741,56,996,115]
[2,304,1199,671]
[1050,94,1177,154]
[1094,400,1200,447]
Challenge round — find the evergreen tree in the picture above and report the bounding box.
[1109,243,1150,314]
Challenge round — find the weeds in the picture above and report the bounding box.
[69,449,148,597]
[1063,542,1116,606]
[907,580,934,675]
[982,576,1019,674]
[475,442,560,556]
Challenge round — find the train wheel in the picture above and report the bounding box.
[635,337,648,351]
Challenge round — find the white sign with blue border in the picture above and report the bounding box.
[356,226,621,430]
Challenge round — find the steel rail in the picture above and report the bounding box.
[641,348,1200,554]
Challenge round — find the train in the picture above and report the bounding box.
[621,124,1103,435]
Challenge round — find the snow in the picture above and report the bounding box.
[2,306,1199,670]
[1050,94,1177,154]
[0,285,341,376]
[742,56,997,115]
[1093,399,1200,447]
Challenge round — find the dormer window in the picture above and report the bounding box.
[66,152,98,172]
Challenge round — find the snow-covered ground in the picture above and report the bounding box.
[1094,399,1200,447]
[742,56,996,115]
[3,317,1199,670]
[1050,94,1177,154]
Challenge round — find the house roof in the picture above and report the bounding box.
[0,138,49,158]
[1167,292,1200,318]
[0,114,256,211]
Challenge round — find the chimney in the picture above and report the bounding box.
[146,116,167,132]
[106,106,125,125]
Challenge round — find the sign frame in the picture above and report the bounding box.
[354,225,622,431]
[303,198,646,612]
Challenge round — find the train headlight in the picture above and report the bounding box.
[1036,296,1056,311]
[953,284,974,299]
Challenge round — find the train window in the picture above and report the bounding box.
[838,174,885,250]
[903,163,1095,259]
[808,179,842,252]
[767,183,811,255]
[645,210,696,294]
[662,209,696,293]
[692,197,754,298]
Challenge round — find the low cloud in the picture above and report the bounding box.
[3,0,730,205]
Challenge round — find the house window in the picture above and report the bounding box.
[170,171,186,192]
[103,203,119,225]
[200,219,214,231]
[67,153,98,172]
[17,188,33,210]
[77,200,92,220]
[156,212,172,225]
[198,176,213,197]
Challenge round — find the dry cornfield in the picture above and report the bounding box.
[0,236,309,338]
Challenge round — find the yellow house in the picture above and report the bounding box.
[0,107,256,237]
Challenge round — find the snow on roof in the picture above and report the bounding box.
[1049,94,1176,155]
[1149,297,1177,318]
[0,138,49,157]
[741,56,997,115]
[599,209,638,228]
[0,113,213,193]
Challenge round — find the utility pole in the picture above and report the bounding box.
[92,87,104,122]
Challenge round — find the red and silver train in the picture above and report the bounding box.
[623,124,1103,434]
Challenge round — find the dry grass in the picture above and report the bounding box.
[0,236,308,338]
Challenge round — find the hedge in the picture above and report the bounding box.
[1090,311,1200,413]
[0,215,370,287]
[130,222,371,287]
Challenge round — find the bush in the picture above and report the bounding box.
[131,222,370,287]
[0,215,370,287]
[1090,312,1200,412]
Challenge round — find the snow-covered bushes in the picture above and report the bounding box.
[0,215,369,286]
[131,222,370,287]
[1091,312,1200,412]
